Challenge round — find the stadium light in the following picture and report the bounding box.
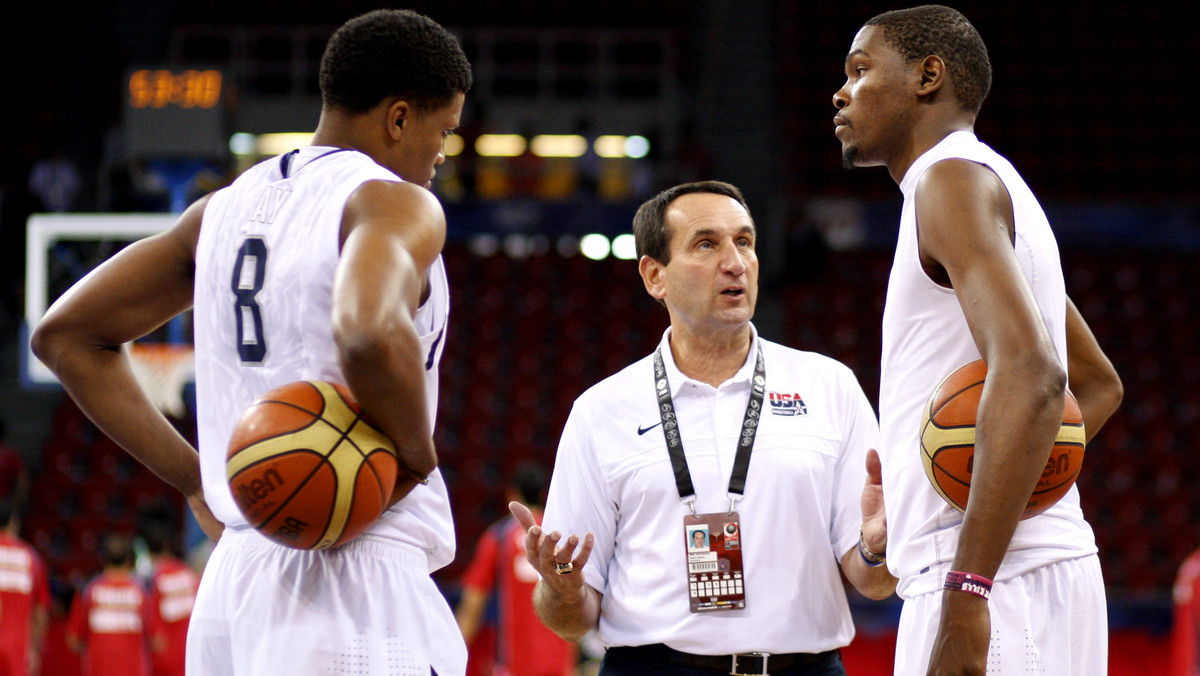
[530,135,588,158]
[579,233,611,260]
[611,233,638,260]
[229,133,256,155]
[256,133,315,156]
[594,135,627,158]
[475,134,527,157]
[625,135,651,159]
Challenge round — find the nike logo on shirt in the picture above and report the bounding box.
[637,422,663,435]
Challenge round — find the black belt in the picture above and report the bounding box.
[605,644,840,675]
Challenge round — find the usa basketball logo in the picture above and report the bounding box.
[768,392,807,416]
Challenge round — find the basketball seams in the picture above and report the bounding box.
[312,387,385,547]
[226,379,399,550]
[920,359,1087,519]
[929,380,985,421]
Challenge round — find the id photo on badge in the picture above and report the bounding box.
[688,526,709,551]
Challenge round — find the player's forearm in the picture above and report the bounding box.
[33,607,49,649]
[1066,298,1123,442]
[336,319,437,478]
[454,589,488,643]
[952,366,1065,578]
[38,343,202,496]
[533,580,601,641]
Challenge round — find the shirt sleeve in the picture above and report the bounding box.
[542,400,617,594]
[142,585,164,644]
[66,582,91,643]
[459,527,500,594]
[829,364,881,559]
[32,551,51,609]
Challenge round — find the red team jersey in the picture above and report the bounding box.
[0,532,51,676]
[67,571,159,676]
[1172,548,1200,676]
[461,514,574,676]
[147,557,198,676]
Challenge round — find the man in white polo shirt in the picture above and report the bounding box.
[509,181,895,675]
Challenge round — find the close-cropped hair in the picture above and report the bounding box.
[319,9,473,114]
[633,180,753,264]
[865,4,992,113]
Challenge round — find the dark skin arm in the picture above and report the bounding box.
[334,179,446,506]
[916,159,1067,676]
[1065,296,1123,442]
[454,586,489,644]
[30,196,222,542]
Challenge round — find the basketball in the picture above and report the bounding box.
[920,359,1086,520]
[226,380,398,550]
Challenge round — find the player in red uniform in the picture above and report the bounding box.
[0,503,50,676]
[67,534,162,676]
[1172,548,1200,676]
[138,512,197,676]
[457,466,576,676]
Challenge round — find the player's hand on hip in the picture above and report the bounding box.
[508,500,594,587]
[927,591,990,675]
[187,490,225,542]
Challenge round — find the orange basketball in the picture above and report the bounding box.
[920,359,1086,520]
[226,381,398,549]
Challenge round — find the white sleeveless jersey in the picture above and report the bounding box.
[193,146,454,571]
[878,131,1096,599]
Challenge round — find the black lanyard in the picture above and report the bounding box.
[653,341,766,509]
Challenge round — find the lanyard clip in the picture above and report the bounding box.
[680,495,697,516]
[727,494,741,515]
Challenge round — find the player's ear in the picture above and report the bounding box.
[387,100,410,140]
[916,55,946,98]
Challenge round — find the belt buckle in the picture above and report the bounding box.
[730,652,770,675]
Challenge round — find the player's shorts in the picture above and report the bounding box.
[187,527,466,676]
[894,554,1106,675]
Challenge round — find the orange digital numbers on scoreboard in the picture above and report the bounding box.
[128,69,222,109]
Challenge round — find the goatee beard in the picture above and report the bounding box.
[841,145,858,170]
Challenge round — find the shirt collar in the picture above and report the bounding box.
[655,323,760,397]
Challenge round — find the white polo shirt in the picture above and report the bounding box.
[542,325,879,655]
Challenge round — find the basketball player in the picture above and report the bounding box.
[32,9,471,675]
[512,181,894,675]
[67,534,161,676]
[456,465,576,676]
[0,502,50,676]
[138,509,198,676]
[832,6,1123,674]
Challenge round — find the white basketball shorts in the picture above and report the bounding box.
[893,555,1106,675]
[187,528,466,676]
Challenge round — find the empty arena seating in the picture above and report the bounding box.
[24,245,1193,606]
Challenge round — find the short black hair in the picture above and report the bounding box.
[319,9,473,115]
[101,533,135,568]
[511,464,548,507]
[0,501,13,529]
[865,5,992,113]
[137,507,176,556]
[632,180,753,265]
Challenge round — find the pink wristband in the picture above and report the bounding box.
[944,571,993,600]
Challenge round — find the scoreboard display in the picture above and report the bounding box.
[122,67,228,159]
